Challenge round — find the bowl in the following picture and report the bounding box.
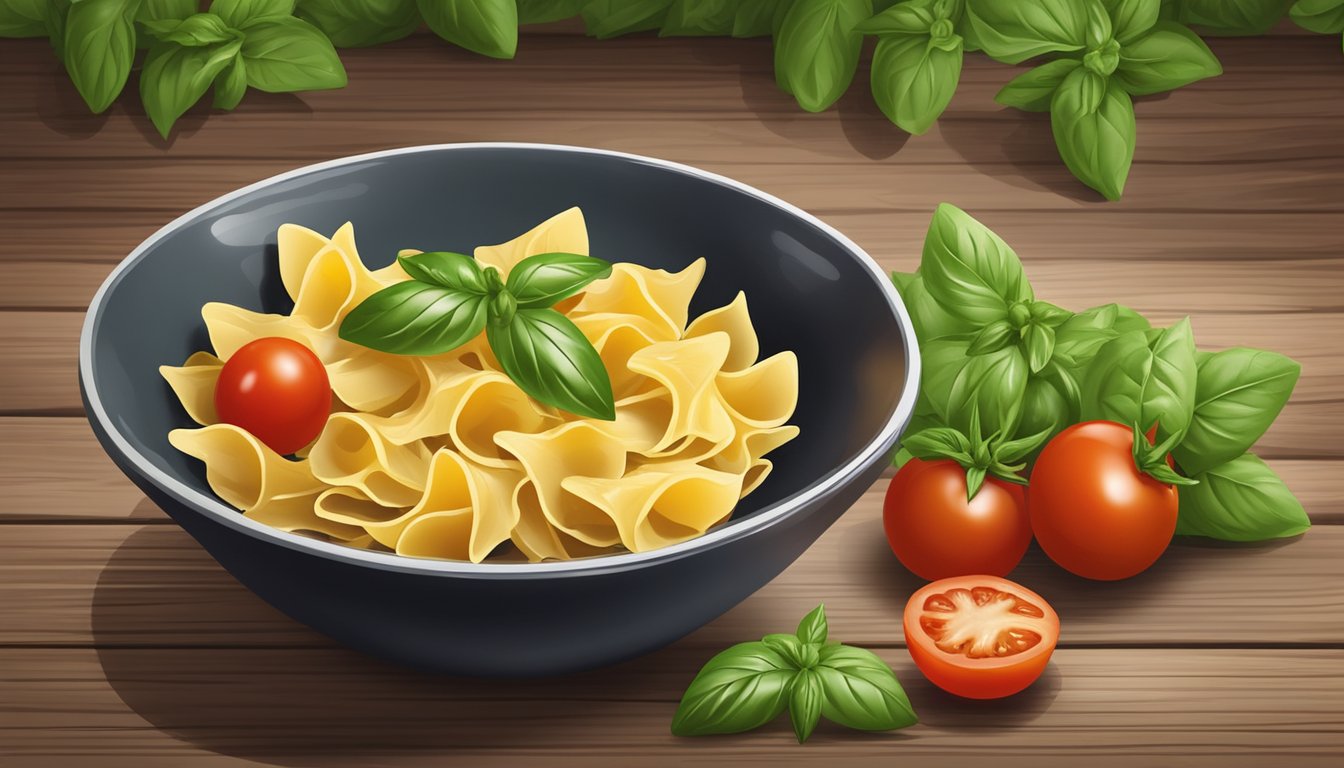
[80,144,920,676]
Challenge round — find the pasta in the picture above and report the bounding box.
[163,208,799,562]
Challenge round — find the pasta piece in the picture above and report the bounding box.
[572,259,706,340]
[584,389,673,456]
[307,413,431,508]
[474,207,589,279]
[203,302,323,360]
[685,291,759,372]
[292,241,384,332]
[571,312,662,399]
[706,423,801,477]
[325,349,422,415]
[740,459,774,499]
[159,351,222,426]
[495,422,627,547]
[715,351,800,429]
[563,463,742,552]
[247,492,366,542]
[510,479,620,562]
[314,486,416,550]
[395,451,524,562]
[627,331,734,454]
[277,223,332,302]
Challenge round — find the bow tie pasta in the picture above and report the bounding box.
[162,208,799,563]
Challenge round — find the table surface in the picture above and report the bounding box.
[3,21,1343,768]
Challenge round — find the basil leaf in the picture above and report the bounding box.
[1082,318,1197,441]
[774,0,872,112]
[45,0,72,59]
[1171,347,1300,475]
[240,16,347,91]
[296,0,420,47]
[581,0,673,38]
[488,307,616,420]
[670,641,796,736]
[1,0,50,36]
[1050,67,1135,200]
[517,0,582,25]
[763,632,818,668]
[1291,0,1344,33]
[790,669,823,743]
[796,604,828,645]
[213,55,248,108]
[63,0,139,113]
[996,58,1080,112]
[890,271,974,341]
[1085,0,1114,47]
[212,0,296,29]
[505,252,613,309]
[1018,363,1079,441]
[814,644,918,731]
[417,0,517,58]
[1168,0,1288,34]
[1104,0,1162,42]
[923,339,1028,437]
[139,0,197,22]
[856,0,937,34]
[1177,454,1310,541]
[733,0,790,37]
[870,34,963,135]
[965,0,1087,63]
[143,13,238,46]
[141,39,243,137]
[1115,21,1221,95]
[339,281,489,355]
[660,0,735,35]
[398,251,489,294]
[967,319,1015,355]
[1024,322,1056,373]
[901,426,975,463]
[1054,302,1150,370]
[919,203,1033,325]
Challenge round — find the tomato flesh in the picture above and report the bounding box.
[905,575,1059,699]
[214,337,331,455]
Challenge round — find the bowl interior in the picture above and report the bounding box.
[85,145,910,555]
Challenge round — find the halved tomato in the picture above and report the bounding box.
[904,575,1059,699]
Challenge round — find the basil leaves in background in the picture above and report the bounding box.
[859,0,966,135]
[672,605,918,742]
[295,0,420,48]
[1290,0,1344,48]
[894,203,1308,542]
[340,250,616,420]
[1162,0,1291,35]
[774,0,872,112]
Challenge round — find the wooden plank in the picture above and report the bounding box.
[3,417,1340,525]
[2,517,1340,649]
[1,647,1340,765]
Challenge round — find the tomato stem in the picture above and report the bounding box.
[1130,422,1198,487]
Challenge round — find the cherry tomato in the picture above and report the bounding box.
[905,575,1059,699]
[1028,420,1178,581]
[883,458,1031,581]
[214,337,331,455]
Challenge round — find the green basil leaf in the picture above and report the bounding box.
[1082,318,1197,441]
[340,281,489,355]
[1115,21,1221,95]
[1,0,51,36]
[996,58,1080,112]
[63,0,140,113]
[967,319,1015,356]
[1054,302,1150,369]
[919,203,1033,325]
[45,0,72,59]
[488,307,616,420]
[140,39,243,137]
[1291,0,1344,33]
[923,339,1028,437]
[774,0,872,112]
[890,271,974,341]
[1171,347,1300,475]
[1177,454,1310,540]
[796,604,828,645]
[763,632,818,668]
[870,34,962,135]
[398,251,489,294]
[416,0,517,58]
[814,644,918,731]
[581,0,673,38]
[732,0,786,36]
[139,0,197,23]
[213,55,248,108]
[901,426,975,463]
[296,0,420,47]
[1085,0,1114,47]
[1017,363,1079,443]
[660,0,735,35]
[790,668,823,743]
[1050,67,1135,200]
[505,252,613,309]
[965,0,1087,63]
[855,0,937,34]
[1104,0,1162,42]
[240,16,347,91]
[517,0,583,25]
[670,641,796,736]
[1169,0,1289,34]
[143,13,238,46]
[1024,322,1056,373]
[212,0,296,29]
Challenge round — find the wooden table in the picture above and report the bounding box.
[3,21,1343,768]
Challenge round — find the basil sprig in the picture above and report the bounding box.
[671,605,918,743]
[339,250,616,420]
[856,0,967,135]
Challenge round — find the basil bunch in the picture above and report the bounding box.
[895,203,1310,542]
[672,605,917,743]
[971,0,1222,200]
[1290,0,1344,49]
[340,250,617,420]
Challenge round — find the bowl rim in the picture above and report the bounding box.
[80,142,921,579]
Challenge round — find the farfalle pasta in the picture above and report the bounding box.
[163,208,799,562]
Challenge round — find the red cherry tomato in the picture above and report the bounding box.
[905,575,1059,699]
[214,337,331,455]
[883,458,1032,581]
[1028,420,1178,581]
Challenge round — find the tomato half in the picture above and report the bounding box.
[1029,421,1178,581]
[904,575,1059,699]
[214,337,331,455]
[883,458,1031,581]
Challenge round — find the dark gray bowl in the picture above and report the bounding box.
[80,144,919,676]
